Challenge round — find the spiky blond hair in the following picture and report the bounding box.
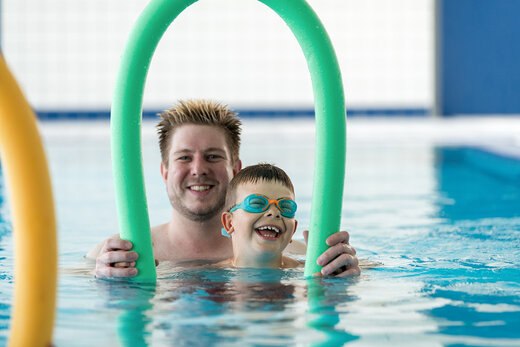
[156,99,242,165]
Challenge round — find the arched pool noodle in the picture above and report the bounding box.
[111,0,346,280]
[0,54,57,346]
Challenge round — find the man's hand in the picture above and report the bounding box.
[95,236,139,279]
[303,230,360,277]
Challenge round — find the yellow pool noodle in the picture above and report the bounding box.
[0,54,57,347]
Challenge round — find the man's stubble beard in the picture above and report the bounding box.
[170,193,227,222]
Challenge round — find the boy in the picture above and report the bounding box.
[217,163,303,269]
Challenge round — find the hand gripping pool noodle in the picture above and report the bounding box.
[112,0,345,280]
[0,54,57,346]
[111,0,196,281]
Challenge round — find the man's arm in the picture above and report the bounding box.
[87,235,139,278]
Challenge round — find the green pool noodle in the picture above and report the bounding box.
[111,0,346,280]
[111,0,196,281]
[258,0,346,277]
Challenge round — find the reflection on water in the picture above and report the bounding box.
[421,147,520,345]
[92,269,359,346]
[428,287,520,340]
[2,121,520,346]
[435,147,520,220]
[0,169,10,241]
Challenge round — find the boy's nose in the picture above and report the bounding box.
[265,205,281,218]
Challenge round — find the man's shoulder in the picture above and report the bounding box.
[151,223,168,234]
[150,223,173,245]
[282,255,304,268]
[284,239,306,255]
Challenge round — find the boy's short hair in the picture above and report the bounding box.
[156,99,242,166]
[226,163,295,209]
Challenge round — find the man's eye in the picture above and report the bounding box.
[207,154,222,160]
[177,156,190,161]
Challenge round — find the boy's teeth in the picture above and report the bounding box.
[190,185,210,191]
[257,226,280,233]
[256,226,280,239]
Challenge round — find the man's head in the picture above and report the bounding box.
[158,100,243,222]
[157,99,242,167]
[222,164,298,263]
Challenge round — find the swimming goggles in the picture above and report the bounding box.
[229,194,297,218]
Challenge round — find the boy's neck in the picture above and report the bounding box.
[232,252,284,269]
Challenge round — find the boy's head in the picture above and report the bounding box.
[156,99,242,167]
[222,164,298,265]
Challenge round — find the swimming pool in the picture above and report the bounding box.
[1,117,520,346]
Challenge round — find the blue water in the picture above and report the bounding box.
[0,119,519,346]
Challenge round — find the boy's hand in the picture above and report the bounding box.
[303,230,360,277]
[95,236,139,278]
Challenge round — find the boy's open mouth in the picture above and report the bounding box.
[255,225,282,240]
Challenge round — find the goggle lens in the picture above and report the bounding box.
[230,194,297,218]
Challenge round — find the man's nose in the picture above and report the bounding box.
[191,155,208,176]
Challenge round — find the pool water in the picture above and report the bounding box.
[1,118,520,346]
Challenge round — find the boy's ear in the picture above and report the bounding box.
[221,212,235,235]
[289,220,298,243]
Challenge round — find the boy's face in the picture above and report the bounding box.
[222,180,297,258]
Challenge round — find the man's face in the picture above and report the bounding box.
[161,124,240,222]
[222,180,297,258]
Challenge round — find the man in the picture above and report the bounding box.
[88,99,359,278]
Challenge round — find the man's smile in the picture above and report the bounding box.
[188,184,214,192]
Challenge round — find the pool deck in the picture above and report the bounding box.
[39,115,520,160]
[346,116,520,161]
[242,115,520,158]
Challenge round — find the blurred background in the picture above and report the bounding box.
[4,0,520,118]
[2,0,436,117]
